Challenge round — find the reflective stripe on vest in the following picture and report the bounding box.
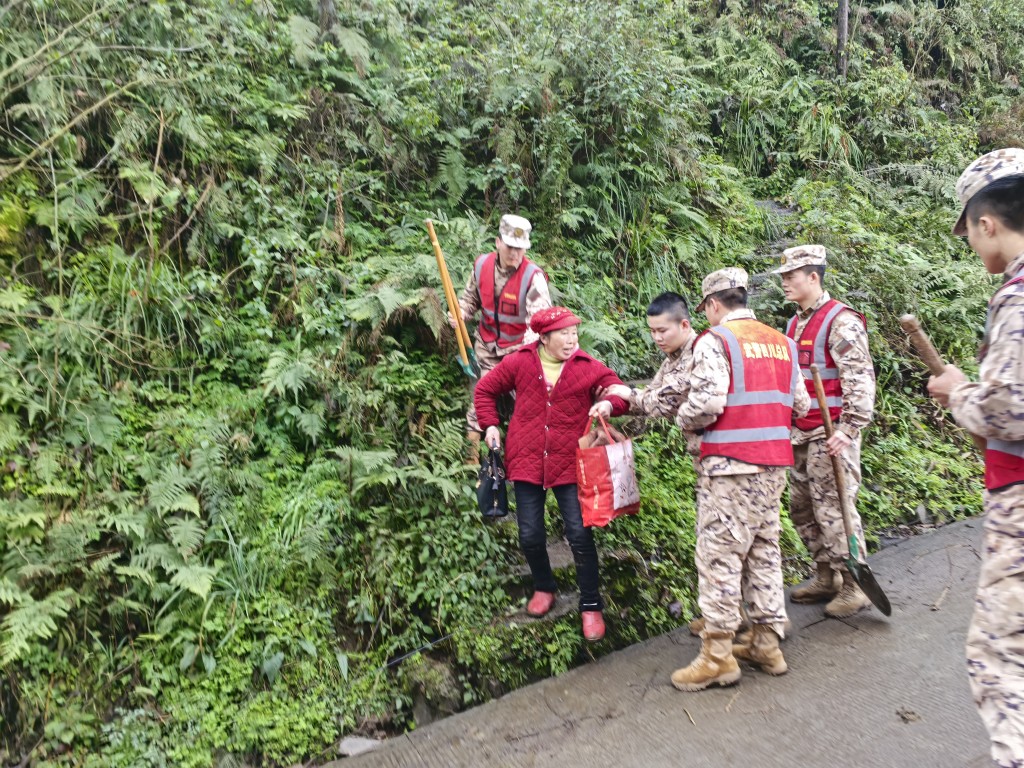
[785,299,864,431]
[983,271,1024,491]
[475,253,543,348]
[700,319,799,467]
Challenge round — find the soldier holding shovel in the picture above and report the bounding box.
[451,214,552,463]
[927,148,1024,768]
[774,244,877,619]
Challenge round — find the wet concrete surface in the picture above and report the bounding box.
[337,519,991,768]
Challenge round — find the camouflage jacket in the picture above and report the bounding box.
[459,258,552,356]
[949,251,1024,445]
[676,308,810,476]
[629,333,696,419]
[789,291,876,446]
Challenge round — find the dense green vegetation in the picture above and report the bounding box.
[1,0,1020,764]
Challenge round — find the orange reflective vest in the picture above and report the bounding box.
[475,252,545,348]
[700,319,801,467]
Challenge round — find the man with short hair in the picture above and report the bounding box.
[671,268,809,692]
[774,244,876,618]
[601,291,696,420]
[453,214,552,462]
[928,148,1024,768]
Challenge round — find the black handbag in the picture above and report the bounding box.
[476,447,509,519]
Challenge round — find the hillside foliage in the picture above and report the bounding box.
[1,0,1021,764]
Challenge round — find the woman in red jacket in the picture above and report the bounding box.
[474,307,630,642]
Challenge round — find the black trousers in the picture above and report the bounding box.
[513,481,603,611]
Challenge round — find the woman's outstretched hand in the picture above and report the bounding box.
[588,400,612,419]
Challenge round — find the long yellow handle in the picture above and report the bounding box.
[437,238,473,351]
[425,219,469,367]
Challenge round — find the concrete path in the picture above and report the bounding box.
[340,520,992,768]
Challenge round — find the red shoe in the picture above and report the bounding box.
[582,611,605,642]
[527,591,556,617]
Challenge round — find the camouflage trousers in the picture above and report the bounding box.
[968,485,1024,768]
[789,437,866,567]
[695,468,788,637]
[465,337,505,433]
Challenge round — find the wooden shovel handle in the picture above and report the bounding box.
[810,365,862,561]
[899,314,947,376]
[899,314,987,452]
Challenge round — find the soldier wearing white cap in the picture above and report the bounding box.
[671,268,809,692]
[773,244,876,619]
[928,148,1024,768]
[453,214,552,461]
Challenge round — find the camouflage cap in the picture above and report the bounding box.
[952,148,1024,235]
[695,267,748,311]
[499,214,532,249]
[773,244,827,274]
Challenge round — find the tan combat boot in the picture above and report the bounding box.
[825,570,872,618]
[738,618,791,645]
[671,630,741,692]
[690,617,754,644]
[689,612,752,639]
[466,430,482,465]
[790,562,842,604]
[732,624,788,676]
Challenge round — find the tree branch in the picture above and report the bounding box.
[0,0,122,83]
[0,79,146,183]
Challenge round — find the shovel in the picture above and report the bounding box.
[425,219,480,379]
[899,314,986,452]
[810,364,892,616]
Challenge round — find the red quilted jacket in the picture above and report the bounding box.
[474,342,629,487]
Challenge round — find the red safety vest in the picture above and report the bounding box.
[982,271,1024,491]
[785,299,866,431]
[700,318,801,467]
[475,252,545,348]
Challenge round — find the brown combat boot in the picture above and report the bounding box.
[670,630,741,692]
[825,571,872,618]
[732,624,788,676]
[790,562,842,604]
[466,430,482,465]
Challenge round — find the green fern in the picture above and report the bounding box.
[168,562,218,599]
[1,588,77,666]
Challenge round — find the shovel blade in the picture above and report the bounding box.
[846,557,892,617]
[455,349,481,379]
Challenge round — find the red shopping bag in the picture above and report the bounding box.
[576,414,641,527]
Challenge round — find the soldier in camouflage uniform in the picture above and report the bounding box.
[928,148,1024,768]
[672,268,809,692]
[600,292,696,420]
[601,292,767,640]
[452,215,552,462]
[774,245,877,618]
